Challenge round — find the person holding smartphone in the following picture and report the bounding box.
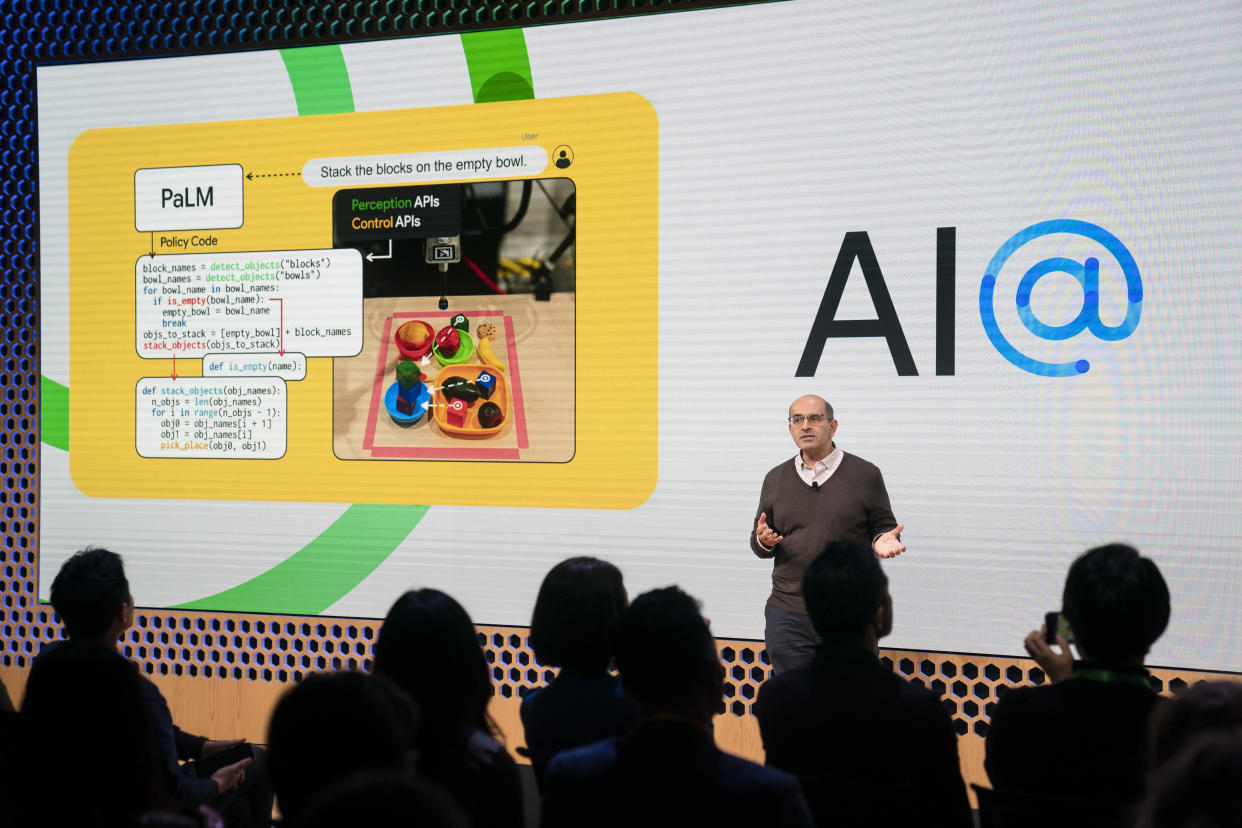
[985,543,1171,816]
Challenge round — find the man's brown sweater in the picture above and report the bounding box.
[750,453,897,614]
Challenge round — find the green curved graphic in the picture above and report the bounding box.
[186,37,538,612]
[461,29,535,102]
[179,45,431,613]
[41,375,69,451]
[280,44,355,115]
[174,504,430,614]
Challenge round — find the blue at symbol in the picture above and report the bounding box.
[979,219,1142,377]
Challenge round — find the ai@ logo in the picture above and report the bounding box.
[979,219,1142,377]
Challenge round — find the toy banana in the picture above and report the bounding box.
[477,336,506,371]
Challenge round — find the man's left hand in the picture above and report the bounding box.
[874,524,906,559]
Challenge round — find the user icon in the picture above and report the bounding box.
[552,145,574,169]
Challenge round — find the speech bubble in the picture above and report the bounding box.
[302,146,549,186]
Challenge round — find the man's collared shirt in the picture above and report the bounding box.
[795,445,843,488]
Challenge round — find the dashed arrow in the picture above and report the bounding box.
[246,171,300,180]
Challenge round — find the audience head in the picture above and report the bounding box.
[19,641,163,826]
[49,547,132,643]
[297,770,467,828]
[267,671,418,825]
[802,540,892,646]
[1061,543,1169,665]
[530,556,627,673]
[1136,732,1242,828]
[612,586,724,724]
[373,589,493,749]
[1150,680,1242,769]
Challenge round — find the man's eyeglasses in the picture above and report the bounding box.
[788,414,830,426]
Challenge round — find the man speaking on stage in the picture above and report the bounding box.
[750,395,906,673]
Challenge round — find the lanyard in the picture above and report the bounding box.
[1074,668,1151,689]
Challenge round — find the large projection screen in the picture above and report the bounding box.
[36,0,1242,673]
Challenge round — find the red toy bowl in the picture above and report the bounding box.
[394,320,435,360]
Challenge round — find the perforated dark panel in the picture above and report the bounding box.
[719,646,1232,729]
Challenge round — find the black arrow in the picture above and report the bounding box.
[246,171,300,180]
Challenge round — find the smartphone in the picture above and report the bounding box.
[1044,611,1075,645]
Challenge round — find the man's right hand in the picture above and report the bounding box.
[210,757,251,795]
[756,512,784,549]
[1024,626,1074,683]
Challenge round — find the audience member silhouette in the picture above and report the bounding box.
[985,543,1171,820]
[45,547,270,827]
[1135,732,1242,828]
[521,556,637,785]
[373,588,524,828]
[753,540,971,827]
[266,670,419,826]
[1149,679,1242,770]
[541,586,813,828]
[297,770,468,828]
[13,640,166,827]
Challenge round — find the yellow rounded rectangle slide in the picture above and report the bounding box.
[67,93,658,509]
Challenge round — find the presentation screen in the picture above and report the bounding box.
[36,1,1242,672]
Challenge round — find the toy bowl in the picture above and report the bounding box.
[394,320,435,360]
[432,363,510,437]
[383,380,431,427]
[432,330,475,366]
